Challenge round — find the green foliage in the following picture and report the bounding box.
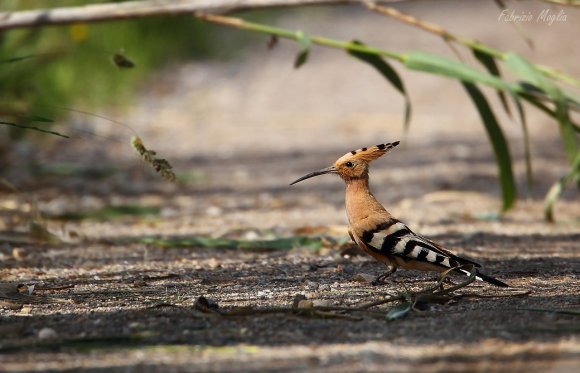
[218,14,578,218]
[505,53,578,164]
[0,2,221,127]
[0,120,69,138]
[544,151,580,222]
[2,4,578,219]
[294,30,311,69]
[386,301,412,320]
[51,204,161,221]
[472,49,511,116]
[462,83,517,211]
[347,40,411,132]
[125,235,325,251]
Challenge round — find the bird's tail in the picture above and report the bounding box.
[458,268,509,287]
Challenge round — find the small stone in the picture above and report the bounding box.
[305,292,318,299]
[292,294,307,308]
[20,306,32,315]
[244,231,259,240]
[194,296,219,312]
[318,284,331,292]
[206,258,220,270]
[306,281,319,290]
[206,206,222,217]
[297,299,313,309]
[353,273,375,283]
[312,299,333,307]
[132,279,147,287]
[38,327,58,340]
[12,248,27,261]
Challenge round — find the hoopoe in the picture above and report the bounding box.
[290,141,508,287]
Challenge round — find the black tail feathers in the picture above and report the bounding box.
[458,268,509,287]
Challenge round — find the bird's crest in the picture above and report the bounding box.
[338,141,400,163]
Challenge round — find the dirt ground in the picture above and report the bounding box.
[1,1,580,372]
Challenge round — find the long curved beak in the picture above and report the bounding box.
[290,166,337,185]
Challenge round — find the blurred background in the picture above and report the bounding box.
[1,0,579,241]
[1,2,579,371]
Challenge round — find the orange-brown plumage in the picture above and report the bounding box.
[291,141,508,287]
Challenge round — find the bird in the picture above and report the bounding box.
[290,141,508,288]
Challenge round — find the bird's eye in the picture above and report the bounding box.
[345,161,354,168]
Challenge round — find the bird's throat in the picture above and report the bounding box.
[345,177,386,224]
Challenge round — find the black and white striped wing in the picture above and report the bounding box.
[361,219,481,269]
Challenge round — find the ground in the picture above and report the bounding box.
[1,2,579,372]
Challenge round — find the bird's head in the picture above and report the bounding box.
[290,141,400,185]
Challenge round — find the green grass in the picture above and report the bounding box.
[0,1,272,130]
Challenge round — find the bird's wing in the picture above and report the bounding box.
[359,218,481,270]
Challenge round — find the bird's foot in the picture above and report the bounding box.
[372,268,396,286]
[436,276,457,290]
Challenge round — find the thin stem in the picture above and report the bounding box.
[195,13,405,63]
[364,1,580,86]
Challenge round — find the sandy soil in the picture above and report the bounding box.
[1,1,579,372]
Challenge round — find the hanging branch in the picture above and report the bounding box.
[363,1,580,86]
[0,0,405,30]
[195,13,404,62]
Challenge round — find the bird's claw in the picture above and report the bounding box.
[372,272,393,286]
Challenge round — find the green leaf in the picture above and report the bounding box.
[505,53,578,165]
[112,53,135,69]
[0,55,36,64]
[509,307,580,316]
[405,51,509,91]
[472,49,511,116]
[544,151,580,222]
[462,83,517,212]
[29,222,61,244]
[0,121,69,138]
[519,91,580,133]
[516,82,580,112]
[348,40,411,132]
[51,205,160,221]
[511,94,533,196]
[19,114,54,123]
[294,31,311,69]
[386,302,412,320]
[124,235,324,251]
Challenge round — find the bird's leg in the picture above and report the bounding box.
[435,272,457,291]
[372,266,397,286]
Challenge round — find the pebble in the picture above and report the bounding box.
[38,327,58,340]
[306,280,319,290]
[352,273,376,283]
[297,299,313,308]
[244,231,259,240]
[206,206,222,217]
[312,299,333,307]
[12,248,28,261]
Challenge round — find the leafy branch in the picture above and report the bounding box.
[2,0,578,219]
[196,12,579,215]
[0,120,69,138]
[364,1,580,86]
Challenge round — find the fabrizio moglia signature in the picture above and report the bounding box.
[498,8,567,26]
